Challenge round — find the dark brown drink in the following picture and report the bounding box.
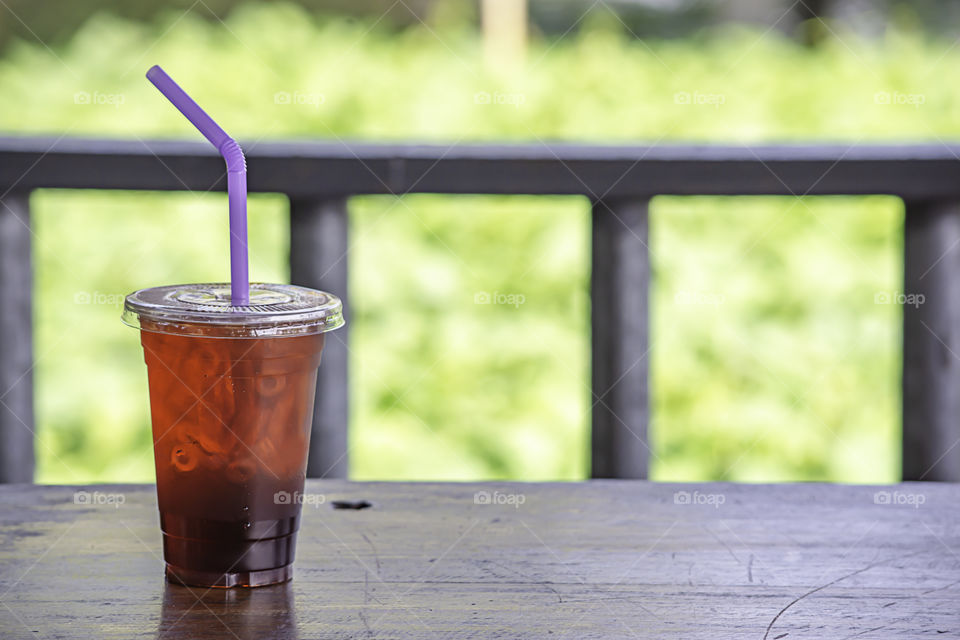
[124,283,343,588]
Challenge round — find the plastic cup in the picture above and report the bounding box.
[123,283,344,588]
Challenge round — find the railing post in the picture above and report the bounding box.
[0,192,34,483]
[903,199,960,481]
[591,198,651,479]
[289,197,350,479]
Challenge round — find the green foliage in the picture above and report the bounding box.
[2,4,946,482]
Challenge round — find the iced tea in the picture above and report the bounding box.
[124,283,343,588]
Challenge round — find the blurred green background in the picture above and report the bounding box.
[2,1,949,483]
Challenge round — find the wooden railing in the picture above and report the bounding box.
[1,137,959,482]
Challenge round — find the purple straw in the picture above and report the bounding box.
[146,65,250,306]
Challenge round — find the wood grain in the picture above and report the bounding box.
[0,481,957,638]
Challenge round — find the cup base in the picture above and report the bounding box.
[165,563,293,588]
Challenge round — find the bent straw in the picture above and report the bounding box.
[146,65,250,306]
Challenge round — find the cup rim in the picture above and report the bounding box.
[123,283,344,338]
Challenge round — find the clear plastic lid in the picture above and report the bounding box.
[122,283,344,337]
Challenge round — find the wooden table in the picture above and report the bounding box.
[0,481,957,638]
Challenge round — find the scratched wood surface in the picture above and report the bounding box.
[0,481,957,639]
